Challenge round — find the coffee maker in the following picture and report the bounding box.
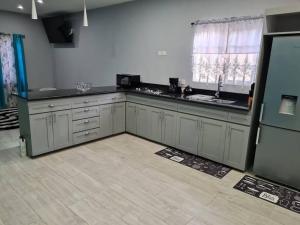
[169,78,179,94]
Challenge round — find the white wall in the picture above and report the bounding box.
[53,0,300,91]
[0,11,55,89]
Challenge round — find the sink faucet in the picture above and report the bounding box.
[215,75,223,99]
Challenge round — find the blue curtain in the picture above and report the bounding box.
[0,56,5,108]
[13,34,28,93]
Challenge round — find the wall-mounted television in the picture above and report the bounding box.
[42,16,73,44]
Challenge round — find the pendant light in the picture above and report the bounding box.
[32,0,38,20]
[83,0,88,27]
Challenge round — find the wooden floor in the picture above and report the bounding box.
[0,134,299,225]
[0,129,19,151]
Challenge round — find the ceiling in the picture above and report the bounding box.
[0,0,135,16]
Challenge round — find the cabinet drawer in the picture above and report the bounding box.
[178,103,228,121]
[72,97,99,109]
[73,128,100,145]
[28,100,71,115]
[127,94,177,111]
[72,106,99,120]
[98,93,126,105]
[73,117,100,133]
[228,112,251,126]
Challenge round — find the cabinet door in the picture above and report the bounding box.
[126,103,137,134]
[113,102,126,134]
[176,113,199,155]
[52,110,73,150]
[162,110,177,147]
[29,113,53,156]
[148,107,162,143]
[136,105,149,138]
[99,104,113,138]
[198,118,226,163]
[224,124,250,170]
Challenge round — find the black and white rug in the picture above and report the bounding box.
[234,175,300,214]
[155,148,231,179]
[0,108,19,130]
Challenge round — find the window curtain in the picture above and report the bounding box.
[0,34,17,108]
[0,56,5,108]
[13,34,28,94]
[192,17,263,89]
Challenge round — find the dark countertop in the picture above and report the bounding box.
[14,85,250,111]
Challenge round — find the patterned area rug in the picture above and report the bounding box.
[234,175,300,214]
[155,147,231,179]
[0,108,19,130]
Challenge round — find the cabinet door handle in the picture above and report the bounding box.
[48,115,52,124]
[48,104,55,108]
[53,114,56,123]
[256,127,261,145]
[259,103,264,122]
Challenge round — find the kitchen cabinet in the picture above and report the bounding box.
[29,112,53,156]
[136,105,149,138]
[29,110,72,156]
[52,110,73,150]
[99,104,113,138]
[148,107,163,142]
[100,103,126,138]
[161,110,177,147]
[176,113,200,155]
[198,118,226,163]
[224,123,250,170]
[126,102,137,134]
[112,102,126,134]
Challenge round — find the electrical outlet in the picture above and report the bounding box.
[157,50,168,56]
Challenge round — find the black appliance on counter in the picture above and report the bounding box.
[169,78,180,94]
[117,74,140,88]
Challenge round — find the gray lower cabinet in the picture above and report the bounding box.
[52,110,73,150]
[176,113,200,155]
[148,107,163,142]
[161,110,177,147]
[198,118,226,163]
[136,105,149,138]
[100,103,126,138]
[112,102,126,135]
[223,123,250,170]
[29,110,72,156]
[126,102,137,134]
[99,104,113,137]
[29,112,53,156]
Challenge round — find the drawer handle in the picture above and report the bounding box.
[85,132,90,136]
[84,100,89,104]
[48,104,55,108]
[84,109,90,112]
[84,120,90,124]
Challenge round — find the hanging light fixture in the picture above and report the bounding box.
[32,0,38,20]
[83,0,88,27]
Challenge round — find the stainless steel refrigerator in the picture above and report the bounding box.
[254,35,300,190]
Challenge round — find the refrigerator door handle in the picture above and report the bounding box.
[256,127,261,145]
[259,103,265,122]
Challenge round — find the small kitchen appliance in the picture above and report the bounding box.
[117,74,140,88]
[169,78,180,94]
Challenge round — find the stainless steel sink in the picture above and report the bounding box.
[186,94,236,105]
[207,99,236,104]
[186,94,215,101]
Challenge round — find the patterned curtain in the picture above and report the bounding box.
[192,16,263,88]
[0,34,17,108]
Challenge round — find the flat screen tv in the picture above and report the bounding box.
[42,16,73,44]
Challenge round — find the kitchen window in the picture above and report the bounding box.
[192,16,263,93]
